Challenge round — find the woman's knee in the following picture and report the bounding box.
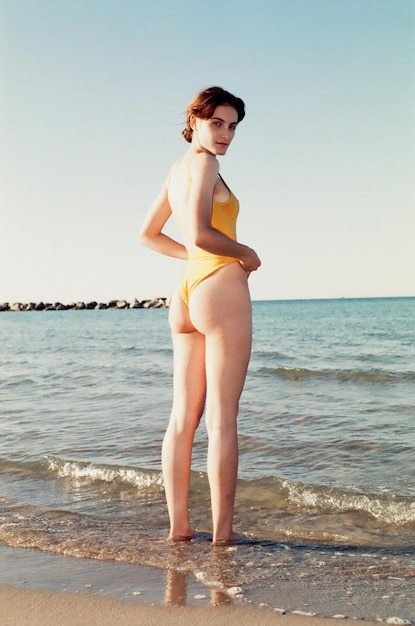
[167,409,201,436]
[205,401,238,432]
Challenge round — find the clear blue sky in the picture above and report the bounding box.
[1,0,414,302]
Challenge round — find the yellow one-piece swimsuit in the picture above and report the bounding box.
[178,164,240,307]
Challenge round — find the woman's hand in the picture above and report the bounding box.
[239,246,261,273]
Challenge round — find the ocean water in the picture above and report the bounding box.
[1,298,414,620]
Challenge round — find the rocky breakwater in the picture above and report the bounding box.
[0,298,170,312]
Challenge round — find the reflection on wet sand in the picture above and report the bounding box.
[163,541,239,607]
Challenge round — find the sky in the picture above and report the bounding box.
[1,0,414,303]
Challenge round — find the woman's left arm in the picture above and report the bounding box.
[140,180,187,260]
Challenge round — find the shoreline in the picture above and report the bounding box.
[0,544,389,626]
[0,585,382,626]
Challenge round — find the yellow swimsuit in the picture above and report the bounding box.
[178,166,240,307]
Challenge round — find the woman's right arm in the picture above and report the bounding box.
[188,154,261,272]
[140,179,188,260]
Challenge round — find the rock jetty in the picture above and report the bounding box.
[0,298,170,312]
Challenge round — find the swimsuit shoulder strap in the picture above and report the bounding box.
[218,173,232,196]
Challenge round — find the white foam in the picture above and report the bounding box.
[46,457,163,489]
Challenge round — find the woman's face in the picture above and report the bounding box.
[193,105,238,156]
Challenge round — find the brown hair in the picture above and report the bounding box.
[182,86,246,143]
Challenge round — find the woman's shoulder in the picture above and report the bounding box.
[190,151,218,168]
[169,152,219,188]
[172,151,218,169]
[189,152,219,182]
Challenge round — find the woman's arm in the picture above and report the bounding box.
[189,154,261,272]
[140,179,187,260]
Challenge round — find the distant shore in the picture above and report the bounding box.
[2,297,413,312]
[0,298,169,312]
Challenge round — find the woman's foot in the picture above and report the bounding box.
[167,530,195,542]
[212,532,246,546]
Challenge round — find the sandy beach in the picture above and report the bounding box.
[0,584,384,626]
[0,545,385,626]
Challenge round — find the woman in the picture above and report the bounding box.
[140,86,261,545]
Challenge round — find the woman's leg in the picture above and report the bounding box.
[163,291,206,540]
[189,263,252,544]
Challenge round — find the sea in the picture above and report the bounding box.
[1,297,414,622]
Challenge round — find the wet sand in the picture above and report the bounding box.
[0,544,384,626]
[0,584,382,626]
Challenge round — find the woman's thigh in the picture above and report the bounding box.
[188,263,252,415]
[168,290,207,424]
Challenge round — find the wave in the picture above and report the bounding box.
[3,456,414,528]
[235,474,415,529]
[0,456,163,490]
[49,459,414,528]
[45,457,164,490]
[259,366,415,384]
[280,479,415,526]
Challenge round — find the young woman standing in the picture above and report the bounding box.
[140,87,261,545]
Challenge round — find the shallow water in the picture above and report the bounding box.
[1,298,414,620]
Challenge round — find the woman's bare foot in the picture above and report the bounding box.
[212,532,246,546]
[167,530,195,542]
